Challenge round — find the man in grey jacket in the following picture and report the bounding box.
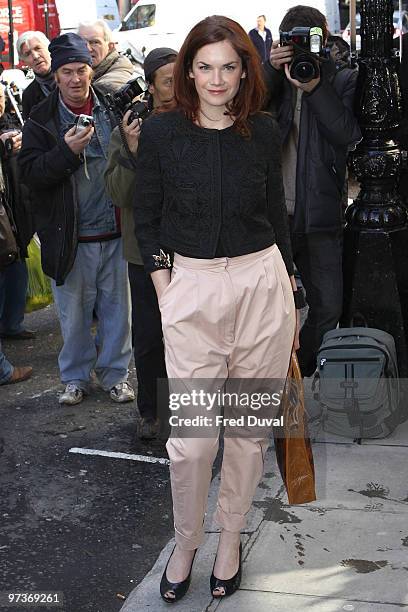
[265,5,361,376]
[78,19,135,95]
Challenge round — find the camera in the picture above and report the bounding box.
[74,114,95,133]
[279,26,327,83]
[104,76,149,124]
[1,129,21,156]
[4,137,13,155]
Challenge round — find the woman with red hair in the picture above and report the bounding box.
[133,14,301,602]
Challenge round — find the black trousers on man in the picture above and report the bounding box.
[128,263,167,420]
[290,226,343,377]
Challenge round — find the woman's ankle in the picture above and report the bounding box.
[166,546,196,581]
[214,531,241,578]
[218,529,241,545]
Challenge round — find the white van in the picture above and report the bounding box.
[115,0,341,56]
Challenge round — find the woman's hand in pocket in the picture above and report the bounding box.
[294,309,301,351]
[289,275,301,350]
[151,268,171,303]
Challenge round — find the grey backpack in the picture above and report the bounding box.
[313,327,400,439]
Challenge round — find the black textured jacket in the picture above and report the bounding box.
[18,87,116,285]
[133,111,294,276]
[0,147,33,258]
[0,113,33,256]
[264,59,361,233]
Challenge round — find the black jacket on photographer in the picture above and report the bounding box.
[22,80,47,120]
[0,113,33,258]
[18,86,117,285]
[264,56,361,234]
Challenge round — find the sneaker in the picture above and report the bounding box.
[137,417,160,440]
[59,383,84,405]
[110,381,135,403]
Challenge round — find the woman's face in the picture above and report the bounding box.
[189,40,245,113]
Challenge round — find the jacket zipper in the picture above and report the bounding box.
[297,96,307,229]
[211,131,223,256]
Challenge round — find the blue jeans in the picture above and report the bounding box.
[0,339,13,384]
[51,239,132,390]
[0,260,28,335]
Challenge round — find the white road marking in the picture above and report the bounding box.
[69,447,170,465]
[30,385,61,399]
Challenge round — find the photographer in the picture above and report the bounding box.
[264,5,361,377]
[104,48,177,440]
[19,33,134,406]
[0,84,34,343]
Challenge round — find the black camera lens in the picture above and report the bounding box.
[291,56,319,83]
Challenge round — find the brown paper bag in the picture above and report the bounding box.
[274,351,316,504]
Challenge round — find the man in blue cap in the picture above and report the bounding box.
[19,33,134,406]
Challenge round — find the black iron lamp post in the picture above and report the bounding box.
[343,0,408,376]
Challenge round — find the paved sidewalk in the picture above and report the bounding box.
[121,414,408,612]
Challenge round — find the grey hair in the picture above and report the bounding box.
[78,19,113,43]
[17,31,50,58]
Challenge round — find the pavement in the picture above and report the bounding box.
[120,403,408,612]
[1,305,177,612]
[3,253,408,612]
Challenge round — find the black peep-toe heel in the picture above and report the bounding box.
[160,545,197,603]
[210,542,242,598]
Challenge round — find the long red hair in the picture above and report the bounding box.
[171,15,266,136]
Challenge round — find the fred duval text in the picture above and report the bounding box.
[168,415,284,428]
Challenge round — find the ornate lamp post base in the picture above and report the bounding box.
[342,0,408,379]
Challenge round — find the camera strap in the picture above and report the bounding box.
[83,149,90,181]
[118,120,138,170]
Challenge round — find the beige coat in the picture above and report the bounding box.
[92,51,135,95]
